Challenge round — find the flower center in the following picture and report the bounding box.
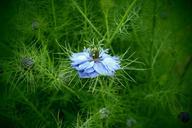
[91,47,100,61]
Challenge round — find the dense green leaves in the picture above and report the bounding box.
[0,0,192,127]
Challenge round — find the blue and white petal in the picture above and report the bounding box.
[88,71,99,78]
[75,61,94,71]
[78,71,98,78]
[99,49,110,59]
[84,61,94,69]
[84,67,95,73]
[70,52,90,66]
[77,61,91,70]
[78,71,89,78]
[93,62,113,76]
[101,57,120,72]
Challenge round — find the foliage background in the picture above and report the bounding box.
[0,0,192,127]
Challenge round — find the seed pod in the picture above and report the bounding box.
[21,57,35,70]
[99,108,110,119]
[126,118,136,128]
[32,21,39,30]
[159,12,168,20]
[178,112,190,123]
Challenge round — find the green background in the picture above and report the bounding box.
[0,0,192,127]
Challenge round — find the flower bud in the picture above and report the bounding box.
[99,108,110,119]
[21,57,35,70]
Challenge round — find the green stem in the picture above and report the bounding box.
[104,12,110,44]
[83,0,88,39]
[107,0,138,46]
[51,0,57,27]
[178,56,192,86]
[72,0,102,38]
[150,0,157,80]
[16,88,47,123]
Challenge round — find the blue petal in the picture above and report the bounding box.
[74,61,94,71]
[78,71,89,78]
[70,52,89,60]
[112,56,120,61]
[88,71,99,78]
[84,67,95,73]
[70,52,90,66]
[93,62,113,76]
[77,61,91,71]
[84,61,94,69]
[78,71,98,78]
[100,50,110,59]
[71,61,86,67]
[101,57,120,72]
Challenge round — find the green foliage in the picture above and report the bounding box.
[0,0,192,127]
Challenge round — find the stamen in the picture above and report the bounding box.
[91,47,99,60]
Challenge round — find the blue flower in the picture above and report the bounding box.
[70,48,120,78]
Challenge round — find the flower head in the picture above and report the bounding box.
[70,48,120,78]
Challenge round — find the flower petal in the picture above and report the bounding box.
[75,61,94,71]
[84,67,95,73]
[93,62,113,76]
[70,52,90,66]
[77,61,91,71]
[100,50,110,59]
[101,57,120,72]
[78,71,98,78]
[78,71,89,78]
[88,71,99,78]
[85,61,94,69]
